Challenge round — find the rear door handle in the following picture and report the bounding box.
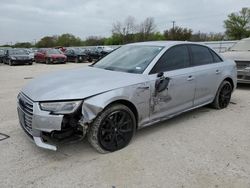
[216,70,221,74]
[187,75,194,81]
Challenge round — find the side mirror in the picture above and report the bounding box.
[155,72,170,93]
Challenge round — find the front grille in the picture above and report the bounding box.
[235,61,250,69]
[18,93,34,136]
[56,58,64,62]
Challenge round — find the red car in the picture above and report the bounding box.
[34,49,67,64]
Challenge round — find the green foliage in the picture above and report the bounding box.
[164,26,192,41]
[224,7,250,39]
[13,42,32,48]
[83,36,106,46]
[36,36,57,48]
[56,33,82,47]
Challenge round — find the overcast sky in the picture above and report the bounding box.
[0,0,249,44]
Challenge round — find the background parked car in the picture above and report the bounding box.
[64,48,92,63]
[0,49,5,63]
[3,49,33,66]
[34,48,67,64]
[87,46,114,61]
[221,37,250,83]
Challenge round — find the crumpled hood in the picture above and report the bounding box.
[221,51,250,61]
[21,67,147,102]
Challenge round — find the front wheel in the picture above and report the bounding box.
[211,80,232,109]
[9,60,13,66]
[88,104,136,153]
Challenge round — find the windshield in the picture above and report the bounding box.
[92,45,164,74]
[230,39,250,51]
[47,49,62,55]
[9,49,28,55]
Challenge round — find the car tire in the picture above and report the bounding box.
[75,57,79,63]
[87,57,92,62]
[9,60,13,66]
[211,80,232,109]
[88,104,136,153]
[28,62,33,65]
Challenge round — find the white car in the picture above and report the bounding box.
[222,37,250,83]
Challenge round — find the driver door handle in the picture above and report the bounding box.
[187,75,194,81]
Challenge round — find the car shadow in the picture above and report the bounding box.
[134,106,211,140]
[237,83,250,90]
[46,106,213,158]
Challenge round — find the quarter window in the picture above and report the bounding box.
[190,45,213,66]
[210,49,222,63]
[150,45,190,74]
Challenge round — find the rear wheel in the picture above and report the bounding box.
[212,80,232,109]
[88,104,136,153]
[9,60,13,66]
[74,57,79,63]
[46,58,50,64]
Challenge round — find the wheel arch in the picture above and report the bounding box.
[223,77,234,89]
[106,99,139,128]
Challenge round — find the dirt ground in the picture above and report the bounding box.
[0,62,250,188]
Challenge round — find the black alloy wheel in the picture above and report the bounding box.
[98,110,134,151]
[212,80,232,109]
[88,104,136,153]
[218,82,232,108]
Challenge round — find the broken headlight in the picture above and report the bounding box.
[40,101,82,114]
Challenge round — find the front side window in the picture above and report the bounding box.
[190,45,213,66]
[150,45,190,74]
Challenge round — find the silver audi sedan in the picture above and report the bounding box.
[17,41,237,153]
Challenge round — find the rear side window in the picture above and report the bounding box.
[190,45,213,66]
[150,45,190,74]
[210,50,223,63]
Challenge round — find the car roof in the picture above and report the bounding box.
[126,41,207,48]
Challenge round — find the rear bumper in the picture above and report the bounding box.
[237,69,250,83]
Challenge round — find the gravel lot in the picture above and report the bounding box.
[0,62,250,188]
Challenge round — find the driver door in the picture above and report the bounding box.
[148,45,196,121]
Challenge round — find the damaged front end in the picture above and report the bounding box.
[17,93,97,151]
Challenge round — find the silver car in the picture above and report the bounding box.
[221,37,250,83]
[17,41,237,153]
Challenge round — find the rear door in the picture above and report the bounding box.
[188,44,224,106]
[148,45,196,121]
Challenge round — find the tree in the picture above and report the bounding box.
[13,42,32,48]
[36,36,57,48]
[56,33,82,47]
[138,17,157,41]
[224,7,250,39]
[83,36,105,46]
[164,26,192,41]
[112,16,137,44]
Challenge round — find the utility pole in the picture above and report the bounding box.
[172,21,175,30]
[172,21,175,39]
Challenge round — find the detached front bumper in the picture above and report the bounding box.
[237,69,250,83]
[17,93,64,150]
